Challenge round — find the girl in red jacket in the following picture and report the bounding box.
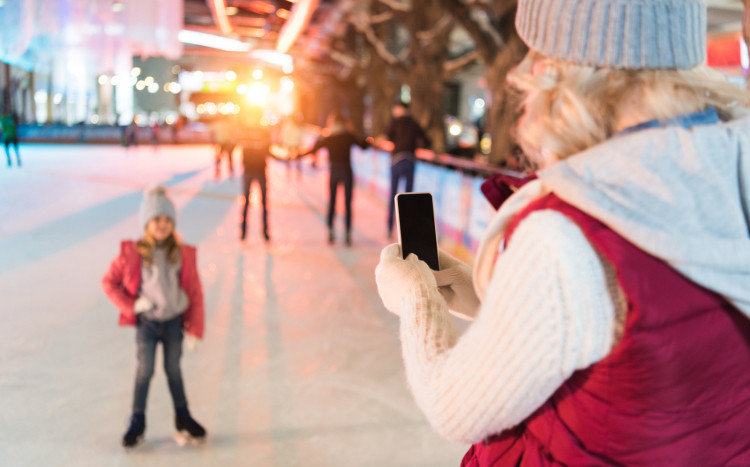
[102,185,206,449]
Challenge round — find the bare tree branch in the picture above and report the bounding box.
[350,12,408,69]
[442,0,503,59]
[378,0,412,12]
[415,14,453,44]
[443,49,480,78]
[370,11,394,24]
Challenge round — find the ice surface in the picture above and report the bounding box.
[0,144,467,466]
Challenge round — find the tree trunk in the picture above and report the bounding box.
[408,55,447,153]
[405,0,450,153]
[367,49,399,136]
[484,31,526,166]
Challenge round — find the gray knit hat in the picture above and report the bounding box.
[515,0,706,69]
[139,185,176,230]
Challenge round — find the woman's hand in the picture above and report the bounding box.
[433,250,481,320]
[375,244,438,316]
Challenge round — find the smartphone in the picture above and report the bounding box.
[395,192,440,271]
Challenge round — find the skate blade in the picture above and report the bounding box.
[173,430,205,446]
[122,435,144,450]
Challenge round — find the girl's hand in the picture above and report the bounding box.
[375,243,438,316]
[185,334,199,351]
[133,296,154,314]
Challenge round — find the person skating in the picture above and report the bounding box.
[1,112,21,167]
[298,111,370,246]
[238,107,274,242]
[102,185,206,448]
[377,102,431,238]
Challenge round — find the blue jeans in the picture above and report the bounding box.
[388,157,415,233]
[132,314,187,414]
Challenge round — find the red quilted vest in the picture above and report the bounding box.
[462,194,750,466]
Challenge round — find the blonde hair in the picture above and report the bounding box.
[137,232,182,267]
[508,51,750,166]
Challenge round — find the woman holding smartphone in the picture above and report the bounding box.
[374,0,750,464]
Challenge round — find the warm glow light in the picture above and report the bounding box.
[144,76,154,85]
[148,82,159,93]
[448,122,463,136]
[110,76,120,86]
[280,76,294,93]
[252,69,263,80]
[165,114,177,125]
[136,80,146,91]
[178,30,251,52]
[167,82,182,94]
[90,114,101,124]
[236,84,248,95]
[245,82,269,106]
[197,104,206,114]
[278,93,294,115]
[276,8,290,19]
[226,6,239,15]
[131,67,142,77]
[98,75,108,85]
[225,70,237,81]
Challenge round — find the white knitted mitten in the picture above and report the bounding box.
[433,250,480,320]
[375,243,438,315]
[133,296,154,314]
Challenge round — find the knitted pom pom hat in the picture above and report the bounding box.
[139,184,176,231]
[515,0,706,69]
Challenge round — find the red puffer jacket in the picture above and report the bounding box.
[463,194,750,466]
[101,240,204,338]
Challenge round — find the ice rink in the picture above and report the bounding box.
[0,144,468,466]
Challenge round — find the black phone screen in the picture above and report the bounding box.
[396,192,440,270]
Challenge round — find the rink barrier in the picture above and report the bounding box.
[351,147,523,262]
[17,124,211,144]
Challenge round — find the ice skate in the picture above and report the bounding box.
[173,408,206,446]
[121,413,145,449]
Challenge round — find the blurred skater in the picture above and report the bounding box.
[377,102,431,238]
[278,112,306,179]
[211,116,236,179]
[1,111,21,167]
[238,108,274,242]
[299,111,370,246]
[102,185,207,449]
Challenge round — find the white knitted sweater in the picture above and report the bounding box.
[398,179,626,445]
[395,113,750,445]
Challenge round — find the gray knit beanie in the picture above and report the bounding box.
[139,185,176,231]
[515,0,706,69]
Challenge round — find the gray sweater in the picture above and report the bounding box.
[139,247,189,321]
